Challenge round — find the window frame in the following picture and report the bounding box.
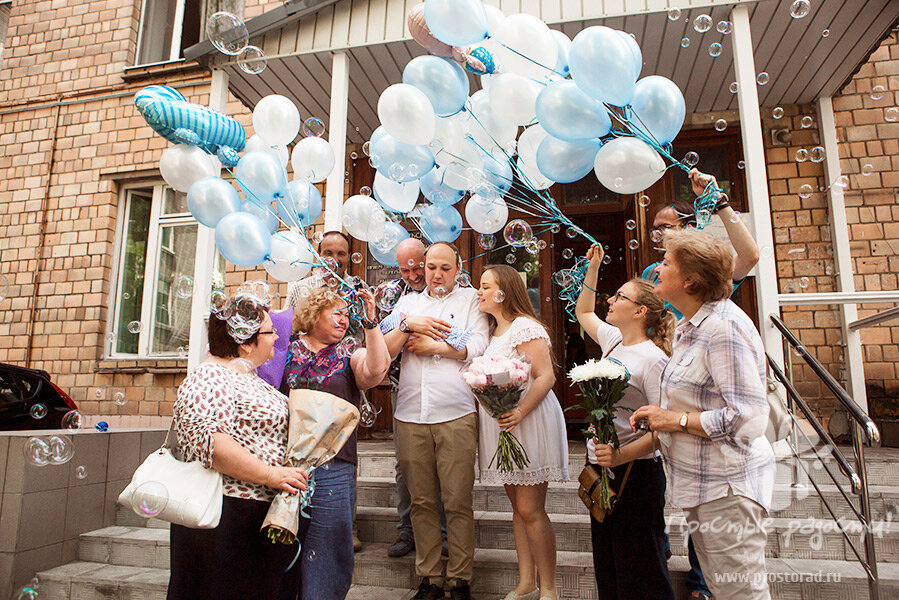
[134,0,188,67]
[107,183,199,360]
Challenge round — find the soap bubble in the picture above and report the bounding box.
[523,262,534,273]
[550,224,561,234]
[809,147,825,163]
[799,276,810,289]
[457,273,472,287]
[350,152,358,160]
[374,280,402,312]
[625,219,637,230]
[553,271,572,287]
[351,252,363,264]
[30,404,47,419]
[493,290,505,303]
[639,195,651,207]
[602,255,611,265]
[503,219,532,247]
[683,152,699,167]
[62,410,83,430]
[800,116,813,129]
[206,12,248,56]
[303,118,326,138]
[790,0,810,19]
[772,107,784,119]
[650,229,664,244]
[832,175,850,189]
[362,141,371,156]
[359,401,377,427]
[359,186,372,197]
[861,164,874,176]
[336,338,357,359]
[24,437,51,467]
[730,211,742,224]
[127,321,142,334]
[537,239,547,250]
[737,160,745,170]
[477,234,496,250]
[715,119,727,131]
[307,549,318,562]
[229,358,255,375]
[238,46,266,75]
[94,388,103,399]
[562,248,573,259]
[114,392,127,406]
[174,275,194,298]
[871,85,885,101]
[708,43,722,58]
[525,241,539,256]
[795,149,808,163]
[313,231,325,243]
[566,227,578,239]
[48,436,74,465]
[628,240,640,250]
[717,20,733,34]
[729,82,739,94]
[132,481,168,517]
[798,184,813,199]
[694,14,712,33]
[756,72,769,85]
[433,286,448,299]
[0,275,8,301]
[668,8,681,20]
[505,253,516,265]
[680,37,690,48]
[210,289,228,314]
[886,108,898,122]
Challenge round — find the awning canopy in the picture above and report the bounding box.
[186,0,899,144]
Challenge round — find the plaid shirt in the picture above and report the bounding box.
[658,299,775,511]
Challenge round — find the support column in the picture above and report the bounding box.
[816,96,868,414]
[188,68,229,371]
[731,4,783,366]
[324,51,349,231]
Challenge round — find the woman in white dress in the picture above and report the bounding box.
[476,264,569,600]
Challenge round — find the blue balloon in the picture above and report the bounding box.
[628,76,685,146]
[369,132,435,183]
[241,200,279,233]
[535,80,611,141]
[215,212,272,267]
[617,30,643,79]
[424,0,488,47]
[420,166,466,205]
[568,26,638,106]
[233,151,288,203]
[418,204,463,243]
[482,152,513,195]
[278,180,323,229]
[536,136,601,184]
[370,222,411,267]
[187,176,241,228]
[134,86,246,167]
[403,56,469,117]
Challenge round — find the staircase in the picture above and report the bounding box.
[35,440,899,600]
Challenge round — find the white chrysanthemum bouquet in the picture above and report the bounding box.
[463,356,531,472]
[567,358,630,509]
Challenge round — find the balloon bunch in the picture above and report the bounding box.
[352,0,725,269]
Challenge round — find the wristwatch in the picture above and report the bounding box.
[399,317,410,333]
[711,192,730,214]
[679,412,689,433]
[361,317,378,330]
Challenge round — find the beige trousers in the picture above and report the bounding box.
[395,413,477,587]
[685,489,771,600]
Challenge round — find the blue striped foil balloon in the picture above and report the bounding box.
[135,85,246,166]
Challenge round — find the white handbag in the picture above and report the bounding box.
[117,421,223,529]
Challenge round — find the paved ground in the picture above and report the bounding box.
[347,585,416,599]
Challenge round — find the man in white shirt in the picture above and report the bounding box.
[382,242,489,600]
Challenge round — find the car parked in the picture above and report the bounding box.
[0,363,78,430]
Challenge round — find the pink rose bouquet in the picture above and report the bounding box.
[463,356,531,472]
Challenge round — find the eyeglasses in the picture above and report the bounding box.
[257,330,277,336]
[612,291,642,305]
[649,223,676,237]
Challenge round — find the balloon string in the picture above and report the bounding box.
[491,40,561,77]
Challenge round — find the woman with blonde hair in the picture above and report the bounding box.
[475,264,568,600]
[575,245,676,600]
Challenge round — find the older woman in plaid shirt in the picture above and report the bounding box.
[631,229,775,600]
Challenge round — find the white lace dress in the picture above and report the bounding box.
[477,317,569,485]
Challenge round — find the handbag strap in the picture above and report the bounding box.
[602,339,622,360]
[162,419,184,461]
[617,461,635,497]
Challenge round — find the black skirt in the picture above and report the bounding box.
[168,495,302,600]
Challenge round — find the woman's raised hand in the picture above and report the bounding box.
[586,244,605,267]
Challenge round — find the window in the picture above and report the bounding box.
[109,184,225,358]
[135,0,202,66]
[0,1,11,67]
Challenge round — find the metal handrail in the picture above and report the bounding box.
[849,305,899,331]
[768,314,880,599]
[770,314,879,443]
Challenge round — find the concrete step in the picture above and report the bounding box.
[36,561,169,600]
[356,476,899,521]
[356,506,899,562]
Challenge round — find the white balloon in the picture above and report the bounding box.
[517,124,548,169]
[465,195,508,234]
[492,13,558,80]
[374,171,420,213]
[160,144,216,192]
[377,83,436,146]
[465,91,516,154]
[430,115,466,165]
[441,139,484,190]
[253,95,301,146]
[483,5,505,35]
[264,229,315,282]
[291,137,335,183]
[342,194,387,242]
[593,137,667,194]
[515,157,553,190]
[245,135,288,168]
[486,73,540,126]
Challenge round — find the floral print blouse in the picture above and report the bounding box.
[174,362,289,502]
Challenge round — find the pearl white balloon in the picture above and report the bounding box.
[377,83,436,146]
[160,144,217,193]
[252,95,301,146]
[245,135,288,168]
[465,195,508,234]
[486,73,540,126]
[263,229,315,282]
[291,136,335,183]
[465,91,516,154]
[492,13,557,80]
[517,124,548,169]
[594,137,667,194]
[374,171,420,213]
[342,194,387,242]
[430,115,466,166]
